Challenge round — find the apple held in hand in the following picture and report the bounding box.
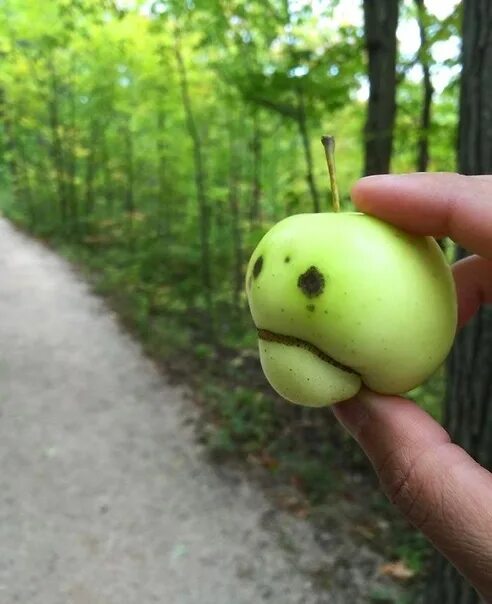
[245,138,457,407]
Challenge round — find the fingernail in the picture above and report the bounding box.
[359,173,412,180]
[357,174,387,181]
[357,173,417,188]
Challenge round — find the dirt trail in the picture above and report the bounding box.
[0,219,396,603]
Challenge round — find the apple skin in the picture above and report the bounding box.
[245,212,457,407]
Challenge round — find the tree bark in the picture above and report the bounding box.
[362,0,401,175]
[415,0,434,172]
[426,3,492,602]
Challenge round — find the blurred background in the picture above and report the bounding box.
[0,0,489,602]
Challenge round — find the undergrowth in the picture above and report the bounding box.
[5,211,444,597]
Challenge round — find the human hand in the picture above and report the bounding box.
[333,173,492,600]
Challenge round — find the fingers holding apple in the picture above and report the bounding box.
[245,138,457,407]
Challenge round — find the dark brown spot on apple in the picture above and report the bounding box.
[253,255,263,279]
[298,266,325,298]
[285,256,291,263]
[306,304,315,312]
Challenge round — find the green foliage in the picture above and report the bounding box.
[0,0,458,449]
[407,366,445,420]
[0,2,461,595]
[394,531,429,574]
[276,447,336,504]
[202,382,337,502]
[203,384,279,451]
[369,586,410,604]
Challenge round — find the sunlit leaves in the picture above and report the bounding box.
[0,0,462,319]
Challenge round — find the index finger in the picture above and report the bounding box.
[351,173,492,259]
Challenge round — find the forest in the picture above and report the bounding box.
[1,0,490,602]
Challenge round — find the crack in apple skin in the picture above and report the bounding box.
[257,328,360,377]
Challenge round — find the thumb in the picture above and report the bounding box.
[333,389,492,600]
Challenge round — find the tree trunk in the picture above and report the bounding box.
[425,3,492,602]
[47,58,68,226]
[0,88,21,204]
[123,119,135,244]
[249,109,263,226]
[100,133,114,216]
[228,122,244,318]
[156,107,169,237]
[296,87,321,212]
[269,136,280,221]
[0,90,36,225]
[415,0,434,172]
[67,69,79,231]
[84,120,98,222]
[362,0,400,175]
[174,30,213,322]
[16,133,35,227]
[124,121,134,216]
[249,110,262,225]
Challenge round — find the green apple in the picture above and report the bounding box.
[245,138,457,407]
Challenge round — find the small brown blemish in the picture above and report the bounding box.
[306,304,315,312]
[285,256,291,263]
[298,266,325,298]
[253,255,263,279]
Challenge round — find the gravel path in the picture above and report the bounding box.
[0,218,336,604]
[0,219,402,604]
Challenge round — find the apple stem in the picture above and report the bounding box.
[321,135,340,213]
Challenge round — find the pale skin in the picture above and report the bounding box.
[334,173,492,601]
